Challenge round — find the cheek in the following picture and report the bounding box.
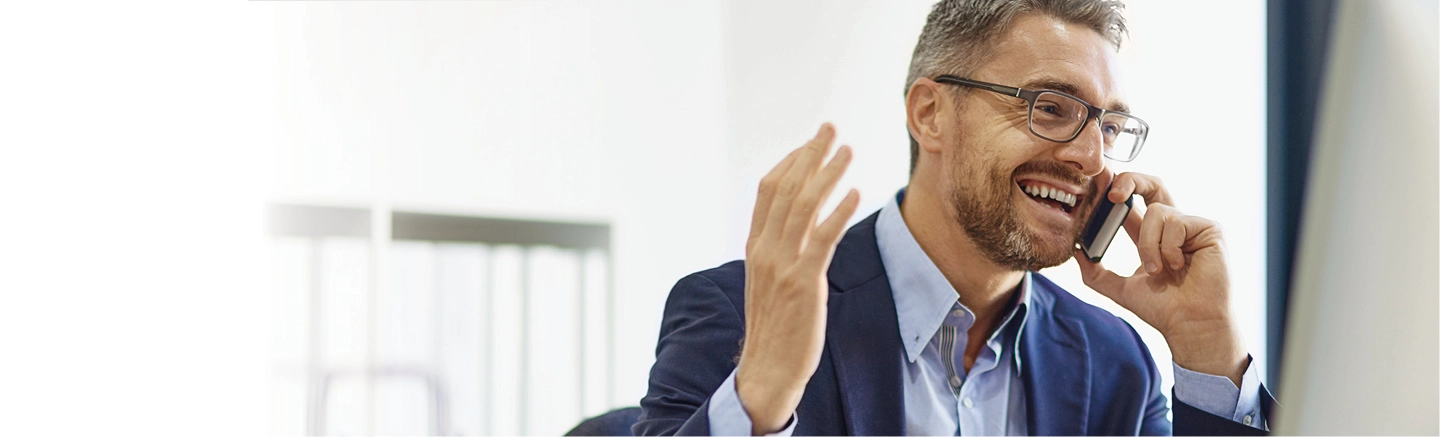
[946,140,991,187]
[973,138,1036,176]
[947,116,1043,184]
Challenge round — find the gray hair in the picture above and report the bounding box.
[904,0,1129,174]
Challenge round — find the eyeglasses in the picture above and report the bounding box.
[933,75,1149,162]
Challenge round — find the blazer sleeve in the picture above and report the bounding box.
[1115,303,1276,436]
[1125,321,1172,436]
[633,272,747,436]
[1137,365,1171,436]
[1172,388,1277,436]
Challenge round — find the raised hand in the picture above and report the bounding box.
[736,123,861,435]
[1074,172,1249,386]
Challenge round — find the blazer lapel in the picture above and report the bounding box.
[824,213,905,436]
[1020,286,1092,436]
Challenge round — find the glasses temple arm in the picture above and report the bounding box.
[935,76,1023,97]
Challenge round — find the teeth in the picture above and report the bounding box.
[1021,182,1077,208]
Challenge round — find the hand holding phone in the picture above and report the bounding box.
[1072,172,1246,386]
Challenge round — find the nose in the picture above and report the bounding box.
[1054,119,1106,177]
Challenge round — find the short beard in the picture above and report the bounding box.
[950,157,1090,272]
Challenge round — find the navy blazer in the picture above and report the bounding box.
[635,212,1272,435]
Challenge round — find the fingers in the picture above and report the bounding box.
[1134,203,1220,274]
[1110,172,1178,273]
[749,147,804,248]
[1135,204,1169,274]
[1109,172,1174,207]
[804,189,861,268]
[1092,167,1116,201]
[1122,203,1143,244]
[1097,169,1141,243]
[761,124,836,243]
[783,145,853,246]
[1159,214,1189,270]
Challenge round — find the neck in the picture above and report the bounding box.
[899,182,1024,329]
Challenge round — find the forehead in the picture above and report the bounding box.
[972,13,1126,110]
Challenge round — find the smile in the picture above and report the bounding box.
[1017,180,1079,214]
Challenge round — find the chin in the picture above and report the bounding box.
[1021,233,1078,269]
[1033,244,1077,269]
[1014,206,1086,269]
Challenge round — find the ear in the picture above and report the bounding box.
[906,78,946,154]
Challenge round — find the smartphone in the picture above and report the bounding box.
[1079,184,1133,263]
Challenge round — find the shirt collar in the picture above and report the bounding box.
[875,189,1032,363]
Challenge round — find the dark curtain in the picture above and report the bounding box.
[1266,0,1338,393]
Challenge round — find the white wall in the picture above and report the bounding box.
[0,1,273,435]
[270,0,732,416]
[720,0,934,246]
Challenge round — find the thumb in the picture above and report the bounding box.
[1073,249,1128,304]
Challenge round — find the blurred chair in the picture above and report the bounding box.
[269,204,617,435]
[310,365,451,436]
[566,407,642,436]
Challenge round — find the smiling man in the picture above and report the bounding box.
[634,0,1272,435]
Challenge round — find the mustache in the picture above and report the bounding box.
[1012,161,1092,190]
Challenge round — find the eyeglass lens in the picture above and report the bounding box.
[1029,91,1145,161]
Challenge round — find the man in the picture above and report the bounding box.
[635,0,1273,435]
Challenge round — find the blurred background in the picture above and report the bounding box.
[0,0,1431,435]
[268,1,1269,433]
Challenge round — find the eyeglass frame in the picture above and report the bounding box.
[932,75,1149,162]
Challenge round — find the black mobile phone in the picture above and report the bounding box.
[1079,185,1133,263]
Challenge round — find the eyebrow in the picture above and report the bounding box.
[1020,78,1131,114]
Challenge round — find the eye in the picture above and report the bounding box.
[1101,121,1122,137]
[1034,102,1062,116]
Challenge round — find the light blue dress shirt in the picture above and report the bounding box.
[707,190,1267,435]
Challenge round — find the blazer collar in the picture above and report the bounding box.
[825,212,906,436]
[876,190,1033,365]
[823,213,1094,436]
[1019,275,1093,436]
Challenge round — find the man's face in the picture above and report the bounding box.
[942,13,1126,271]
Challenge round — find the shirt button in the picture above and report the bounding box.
[951,309,964,317]
[1243,415,1253,426]
[949,375,962,387]
[962,397,974,408]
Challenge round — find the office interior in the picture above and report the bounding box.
[0,0,1433,435]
